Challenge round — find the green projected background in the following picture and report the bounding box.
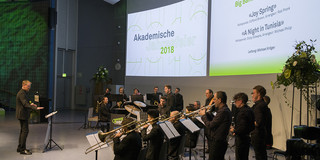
[0,1,49,108]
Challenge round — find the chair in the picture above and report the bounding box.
[87,107,98,128]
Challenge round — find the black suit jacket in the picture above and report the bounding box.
[174,93,183,112]
[113,131,142,160]
[141,123,164,160]
[16,89,37,120]
[251,99,268,135]
[166,93,176,111]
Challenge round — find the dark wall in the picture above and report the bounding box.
[77,0,126,94]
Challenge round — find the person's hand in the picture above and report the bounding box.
[37,107,44,110]
[229,126,234,133]
[114,132,123,138]
[199,108,206,116]
[143,124,149,129]
[254,121,258,127]
[31,103,37,107]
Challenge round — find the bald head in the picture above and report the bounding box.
[169,111,180,123]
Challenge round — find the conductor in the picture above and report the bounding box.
[16,80,44,155]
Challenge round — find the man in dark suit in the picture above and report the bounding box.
[150,86,163,105]
[164,85,176,111]
[230,93,255,160]
[141,109,164,160]
[251,85,268,160]
[16,80,43,155]
[113,118,142,160]
[158,97,170,118]
[168,111,186,160]
[199,91,232,160]
[99,96,111,132]
[174,88,183,112]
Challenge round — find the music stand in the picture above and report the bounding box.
[43,111,63,152]
[196,116,206,160]
[180,118,200,160]
[158,121,181,159]
[86,132,109,160]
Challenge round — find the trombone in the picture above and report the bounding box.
[85,119,140,154]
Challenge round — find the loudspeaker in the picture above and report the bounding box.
[104,0,120,5]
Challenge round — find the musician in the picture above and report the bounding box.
[150,86,163,105]
[113,118,142,160]
[99,97,111,132]
[103,87,112,106]
[204,89,214,153]
[193,101,201,110]
[263,95,273,149]
[133,88,141,95]
[199,91,232,160]
[205,89,214,106]
[115,87,128,108]
[141,110,164,160]
[158,97,170,118]
[174,88,183,112]
[251,85,268,160]
[230,93,255,160]
[16,80,44,155]
[168,111,186,160]
[164,85,176,111]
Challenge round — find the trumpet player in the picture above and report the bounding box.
[199,91,232,160]
[229,93,255,160]
[113,118,142,160]
[141,110,164,160]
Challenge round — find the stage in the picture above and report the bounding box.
[0,109,284,160]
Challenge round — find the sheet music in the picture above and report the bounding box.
[165,121,180,137]
[86,132,108,151]
[180,118,200,133]
[158,122,174,139]
[196,116,205,125]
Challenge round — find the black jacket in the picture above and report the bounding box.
[141,123,164,160]
[113,131,142,160]
[99,103,111,122]
[234,105,255,136]
[174,93,183,112]
[166,93,176,111]
[201,105,232,141]
[16,89,37,120]
[251,99,268,135]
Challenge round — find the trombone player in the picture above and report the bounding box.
[113,117,142,160]
[141,109,164,160]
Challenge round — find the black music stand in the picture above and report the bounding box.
[86,131,109,160]
[43,111,63,152]
[180,118,200,160]
[196,116,206,160]
[158,121,181,159]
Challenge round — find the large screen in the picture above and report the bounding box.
[126,0,208,77]
[209,0,320,76]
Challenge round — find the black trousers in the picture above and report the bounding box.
[18,119,29,151]
[209,139,228,160]
[251,132,267,160]
[235,135,250,160]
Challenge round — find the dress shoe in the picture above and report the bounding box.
[20,150,32,155]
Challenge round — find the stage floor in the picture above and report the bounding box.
[0,109,284,160]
